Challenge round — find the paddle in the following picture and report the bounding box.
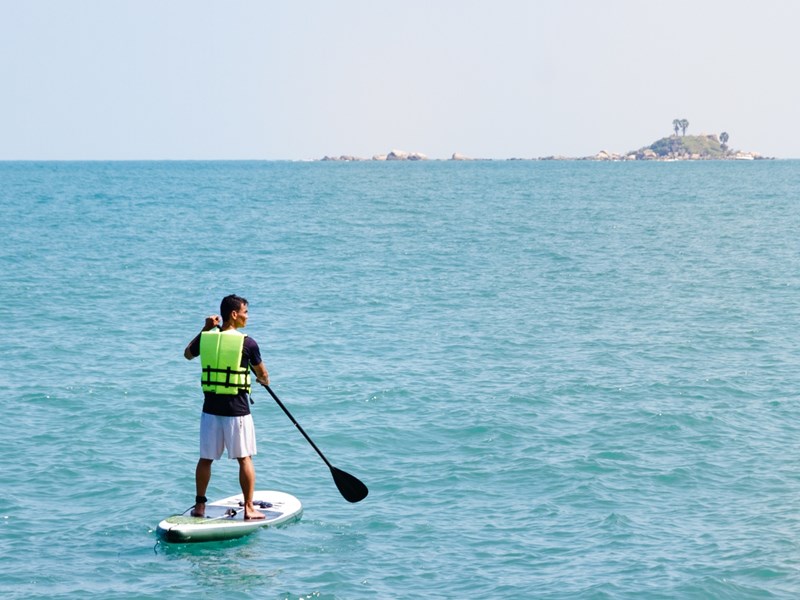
[261,383,368,503]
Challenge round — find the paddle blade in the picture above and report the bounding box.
[331,466,369,503]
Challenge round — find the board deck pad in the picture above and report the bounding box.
[156,490,302,543]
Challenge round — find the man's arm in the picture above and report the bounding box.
[252,361,270,387]
[184,315,221,360]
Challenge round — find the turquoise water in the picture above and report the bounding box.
[3,160,800,598]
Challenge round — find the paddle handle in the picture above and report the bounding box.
[262,384,333,470]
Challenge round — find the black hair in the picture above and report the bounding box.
[220,294,248,322]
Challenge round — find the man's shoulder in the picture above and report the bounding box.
[243,335,262,366]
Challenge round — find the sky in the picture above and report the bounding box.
[2,0,799,160]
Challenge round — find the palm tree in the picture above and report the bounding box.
[720,131,729,152]
[680,119,689,136]
[673,119,681,136]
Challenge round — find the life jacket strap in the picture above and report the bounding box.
[202,365,251,388]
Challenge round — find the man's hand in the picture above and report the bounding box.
[203,315,221,330]
[184,315,222,360]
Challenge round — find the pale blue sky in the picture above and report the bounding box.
[2,0,799,159]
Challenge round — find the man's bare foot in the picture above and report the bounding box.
[244,504,266,520]
[191,502,205,518]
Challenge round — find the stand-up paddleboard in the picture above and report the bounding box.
[156,490,302,543]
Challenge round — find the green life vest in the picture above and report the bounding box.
[199,330,251,395]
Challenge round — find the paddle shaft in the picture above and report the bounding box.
[260,383,369,503]
[262,384,333,469]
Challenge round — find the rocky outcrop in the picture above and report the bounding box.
[639,149,658,160]
[321,155,366,161]
[591,150,625,161]
[320,151,429,161]
[382,149,427,161]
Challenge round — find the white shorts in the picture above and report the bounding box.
[199,412,257,460]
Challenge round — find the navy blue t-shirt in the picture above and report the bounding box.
[189,334,263,417]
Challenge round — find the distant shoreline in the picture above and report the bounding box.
[0,156,786,163]
[321,133,773,162]
[320,153,773,162]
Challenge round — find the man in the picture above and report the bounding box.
[184,294,269,520]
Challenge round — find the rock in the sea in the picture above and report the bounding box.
[589,150,625,161]
[451,152,471,161]
[321,155,364,161]
[386,149,408,160]
[386,149,427,161]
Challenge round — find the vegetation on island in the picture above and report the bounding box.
[672,118,690,137]
[647,133,726,158]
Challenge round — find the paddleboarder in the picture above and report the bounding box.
[184,294,269,520]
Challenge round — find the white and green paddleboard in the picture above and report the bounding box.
[156,490,302,543]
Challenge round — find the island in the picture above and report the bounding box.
[581,131,766,162]
[319,120,770,162]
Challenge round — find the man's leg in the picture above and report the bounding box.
[237,456,264,520]
[192,458,213,517]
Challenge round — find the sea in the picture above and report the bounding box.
[2,159,800,599]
